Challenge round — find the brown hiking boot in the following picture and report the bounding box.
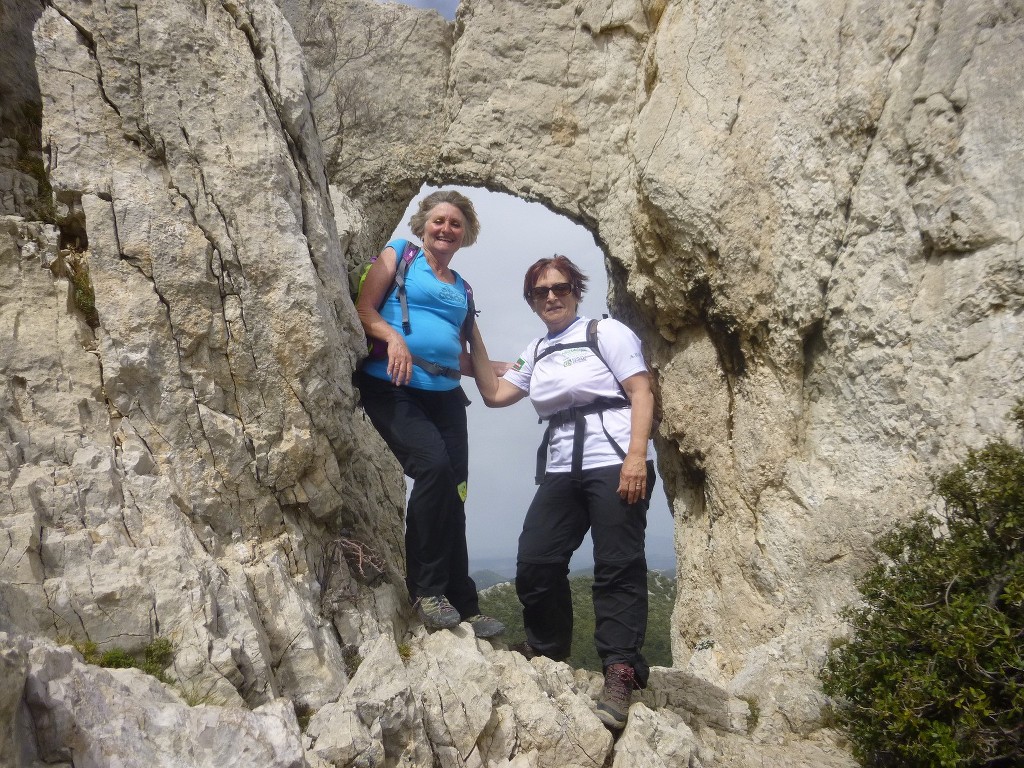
[595,663,636,729]
[509,640,539,659]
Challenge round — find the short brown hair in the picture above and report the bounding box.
[523,255,588,303]
[408,190,481,247]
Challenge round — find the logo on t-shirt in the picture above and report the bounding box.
[437,285,465,305]
[511,357,527,372]
[560,347,591,367]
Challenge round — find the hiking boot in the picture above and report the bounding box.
[413,595,460,629]
[509,640,539,659]
[465,614,505,638]
[595,663,636,730]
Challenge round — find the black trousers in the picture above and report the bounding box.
[516,461,654,686]
[355,371,479,618]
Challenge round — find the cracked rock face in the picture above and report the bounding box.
[5,0,409,733]
[0,0,1021,765]
[436,0,1024,737]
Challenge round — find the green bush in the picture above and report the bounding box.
[73,639,100,665]
[64,250,100,328]
[821,404,1024,767]
[142,637,174,679]
[67,637,173,683]
[99,648,136,669]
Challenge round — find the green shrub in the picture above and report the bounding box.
[65,636,174,684]
[99,648,136,669]
[72,639,100,665]
[397,642,412,662]
[821,405,1024,767]
[64,250,100,328]
[141,637,174,681]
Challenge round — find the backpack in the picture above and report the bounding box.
[530,319,629,482]
[532,318,627,398]
[531,318,661,482]
[355,239,477,379]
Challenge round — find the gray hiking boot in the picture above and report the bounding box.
[595,663,637,730]
[413,595,460,629]
[465,614,505,638]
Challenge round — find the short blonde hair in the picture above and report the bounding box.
[408,190,480,247]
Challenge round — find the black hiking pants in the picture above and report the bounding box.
[516,461,654,686]
[356,371,479,618]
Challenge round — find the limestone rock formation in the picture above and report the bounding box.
[437,0,1024,739]
[0,0,1020,765]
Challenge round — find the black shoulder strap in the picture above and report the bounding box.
[457,274,477,343]
[534,319,601,364]
[531,319,633,484]
[588,318,628,400]
[534,319,627,398]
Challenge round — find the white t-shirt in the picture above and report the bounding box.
[503,316,655,473]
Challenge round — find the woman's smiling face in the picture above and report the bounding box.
[422,203,466,259]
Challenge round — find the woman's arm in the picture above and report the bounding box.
[459,351,511,379]
[355,247,413,386]
[467,324,527,407]
[617,371,655,503]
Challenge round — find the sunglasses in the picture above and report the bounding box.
[528,282,573,301]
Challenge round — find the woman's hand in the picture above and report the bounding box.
[617,452,648,504]
[386,337,414,385]
[617,371,654,504]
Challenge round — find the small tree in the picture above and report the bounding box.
[299,0,409,177]
[821,403,1024,767]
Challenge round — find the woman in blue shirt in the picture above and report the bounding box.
[355,190,503,639]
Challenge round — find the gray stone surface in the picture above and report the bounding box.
[0,0,1019,765]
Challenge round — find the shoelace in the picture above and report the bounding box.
[417,596,453,613]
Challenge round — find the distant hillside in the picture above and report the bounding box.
[470,534,677,583]
[479,571,676,672]
[472,569,511,590]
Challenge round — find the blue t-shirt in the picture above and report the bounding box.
[362,239,468,391]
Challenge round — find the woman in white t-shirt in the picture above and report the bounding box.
[468,255,656,731]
